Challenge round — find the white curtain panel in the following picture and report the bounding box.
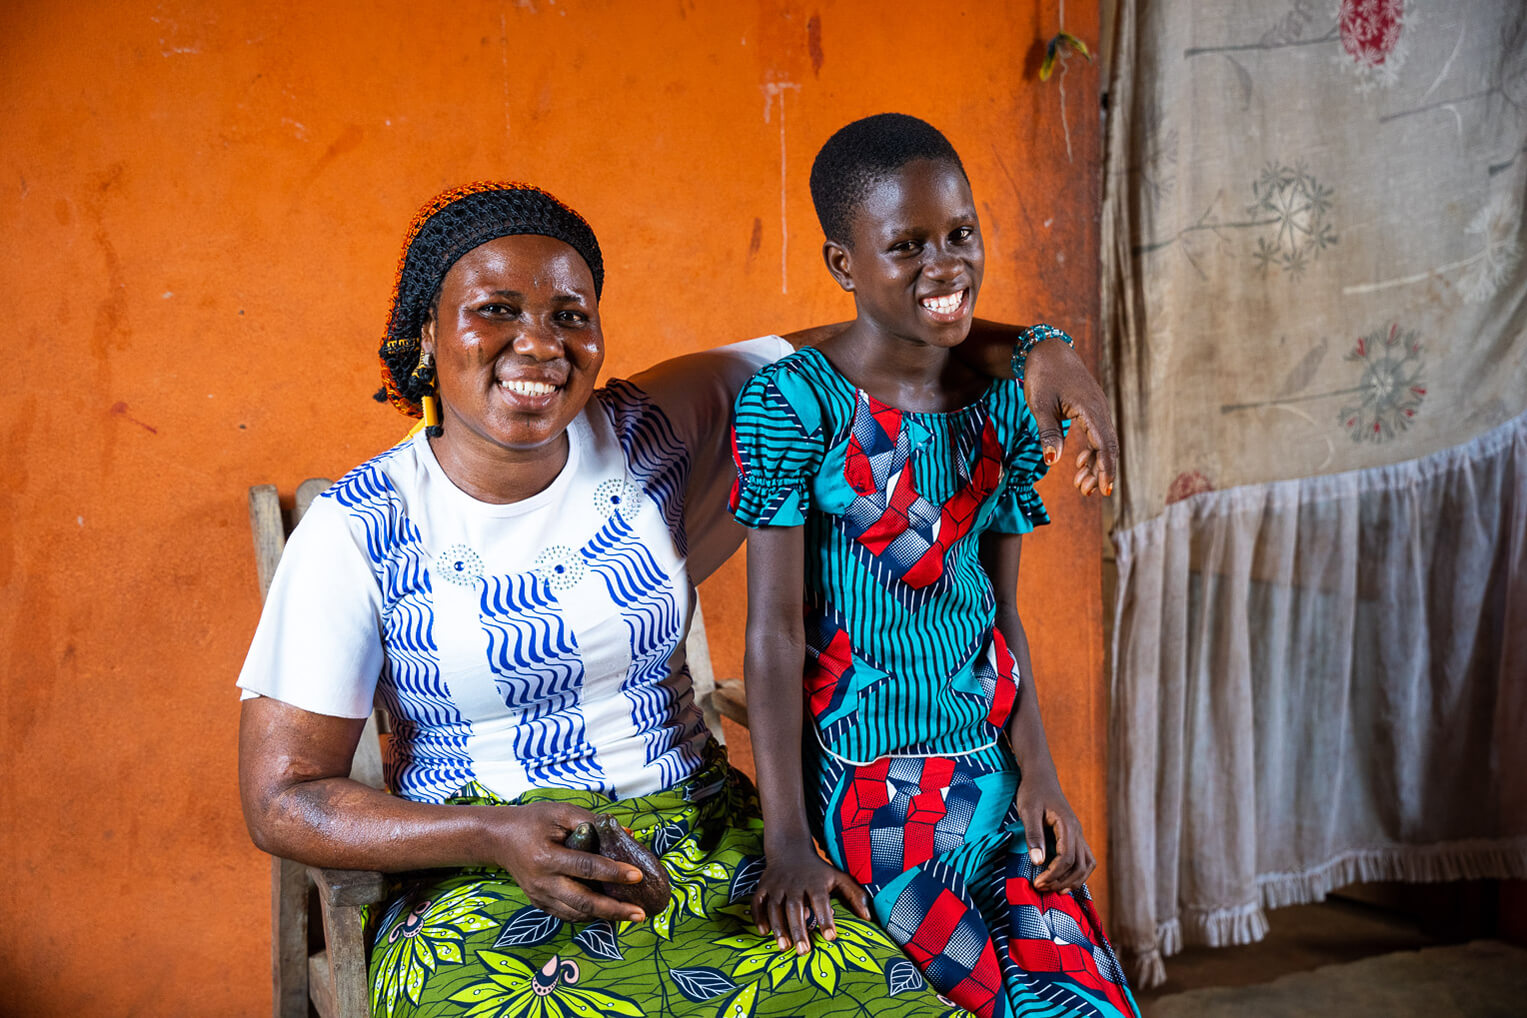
[1101,0,1527,986]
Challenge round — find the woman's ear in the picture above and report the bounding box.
[822,240,856,294]
[419,306,437,358]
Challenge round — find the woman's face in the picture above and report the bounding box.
[422,233,604,464]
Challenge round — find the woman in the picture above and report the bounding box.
[238,181,1116,1018]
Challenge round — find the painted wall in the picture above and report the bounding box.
[0,1,1103,1012]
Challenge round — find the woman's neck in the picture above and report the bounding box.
[427,430,571,505]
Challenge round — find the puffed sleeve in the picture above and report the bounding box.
[987,390,1059,535]
[236,496,384,719]
[728,362,827,528]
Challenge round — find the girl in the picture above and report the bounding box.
[728,114,1139,1018]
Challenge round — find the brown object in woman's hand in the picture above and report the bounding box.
[564,815,672,915]
[564,821,598,853]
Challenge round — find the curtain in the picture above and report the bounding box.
[1101,0,1527,986]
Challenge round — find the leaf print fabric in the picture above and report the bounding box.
[367,744,972,1017]
[373,882,504,1016]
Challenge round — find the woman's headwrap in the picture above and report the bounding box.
[376,181,605,418]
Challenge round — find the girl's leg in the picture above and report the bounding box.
[994,822,1141,1017]
[818,750,1014,1017]
[820,749,1139,1018]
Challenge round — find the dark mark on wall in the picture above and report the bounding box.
[110,401,159,435]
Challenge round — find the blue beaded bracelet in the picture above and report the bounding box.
[1011,323,1075,382]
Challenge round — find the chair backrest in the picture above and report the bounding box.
[248,479,385,787]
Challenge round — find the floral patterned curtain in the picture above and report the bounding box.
[1101,0,1527,986]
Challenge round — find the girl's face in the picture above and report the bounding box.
[421,233,605,464]
[827,157,984,349]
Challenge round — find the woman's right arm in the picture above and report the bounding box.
[238,695,649,923]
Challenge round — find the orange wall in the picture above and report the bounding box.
[0,1,1102,1012]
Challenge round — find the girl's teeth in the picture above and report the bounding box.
[500,380,557,395]
[921,292,964,314]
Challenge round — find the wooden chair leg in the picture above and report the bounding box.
[309,865,387,1018]
[272,857,310,1018]
[312,898,372,1018]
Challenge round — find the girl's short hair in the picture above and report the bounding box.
[809,113,966,246]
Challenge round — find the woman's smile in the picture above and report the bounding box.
[495,372,568,410]
[498,378,561,397]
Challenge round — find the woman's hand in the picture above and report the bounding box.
[752,842,872,954]
[241,699,647,923]
[1023,338,1118,497]
[1014,772,1096,893]
[483,802,650,924]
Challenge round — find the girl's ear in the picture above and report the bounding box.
[822,240,856,294]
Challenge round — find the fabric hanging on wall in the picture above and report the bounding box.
[1101,0,1527,987]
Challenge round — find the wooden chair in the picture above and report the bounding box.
[249,479,750,1018]
[251,479,387,1018]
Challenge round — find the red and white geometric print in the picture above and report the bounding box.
[841,389,1005,592]
[1003,850,1136,1016]
[835,751,1138,1017]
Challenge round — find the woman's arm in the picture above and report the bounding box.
[743,525,873,952]
[238,696,649,922]
[962,322,1118,497]
[778,320,1118,497]
[979,532,1097,893]
[778,321,850,350]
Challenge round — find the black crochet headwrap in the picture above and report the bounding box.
[376,180,604,417]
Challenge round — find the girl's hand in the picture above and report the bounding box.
[483,803,649,923]
[1014,775,1096,893]
[752,843,872,954]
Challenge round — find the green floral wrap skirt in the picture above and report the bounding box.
[367,745,972,1018]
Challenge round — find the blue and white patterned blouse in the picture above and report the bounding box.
[238,337,791,804]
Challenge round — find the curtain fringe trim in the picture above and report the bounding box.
[1129,948,1168,990]
[1257,839,1527,909]
[1121,839,1527,989]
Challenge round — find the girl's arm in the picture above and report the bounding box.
[743,524,873,953]
[238,697,648,923]
[979,532,1098,893]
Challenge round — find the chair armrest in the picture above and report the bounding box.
[306,866,387,1018]
[711,678,749,729]
[308,866,389,909]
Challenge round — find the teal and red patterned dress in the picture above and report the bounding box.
[728,345,1139,1018]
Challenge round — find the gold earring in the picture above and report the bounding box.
[418,350,443,438]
